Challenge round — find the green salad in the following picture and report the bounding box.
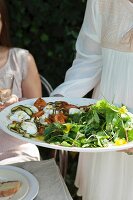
[7,98,133,148]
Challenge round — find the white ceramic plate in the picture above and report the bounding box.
[0,97,133,152]
[0,165,39,200]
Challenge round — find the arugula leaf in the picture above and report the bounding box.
[128,130,133,142]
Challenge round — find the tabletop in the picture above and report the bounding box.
[13,159,73,200]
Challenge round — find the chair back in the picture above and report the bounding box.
[40,75,53,96]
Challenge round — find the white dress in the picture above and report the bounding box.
[51,0,133,199]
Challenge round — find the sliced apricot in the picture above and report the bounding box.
[34,98,47,110]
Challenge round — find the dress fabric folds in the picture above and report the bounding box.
[51,0,133,199]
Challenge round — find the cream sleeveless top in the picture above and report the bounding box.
[0,48,40,162]
[0,48,29,98]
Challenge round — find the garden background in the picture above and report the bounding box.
[7,0,87,199]
[7,0,87,94]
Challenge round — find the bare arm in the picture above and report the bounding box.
[22,53,42,98]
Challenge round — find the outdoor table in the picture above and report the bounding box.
[12,159,73,200]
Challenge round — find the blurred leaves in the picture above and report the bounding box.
[7,0,87,90]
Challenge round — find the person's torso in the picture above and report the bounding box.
[99,0,133,52]
[94,0,133,107]
[0,47,29,98]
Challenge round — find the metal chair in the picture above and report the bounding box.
[40,74,68,178]
[40,75,53,96]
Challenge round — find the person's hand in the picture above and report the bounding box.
[0,94,18,111]
[5,94,18,105]
[119,148,133,155]
[124,148,133,155]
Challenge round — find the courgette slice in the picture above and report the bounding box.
[7,123,17,132]
[8,123,29,136]
[11,105,33,116]
[7,123,20,133]
[11,105,21,113]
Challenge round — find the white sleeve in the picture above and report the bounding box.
[51,0,102,97]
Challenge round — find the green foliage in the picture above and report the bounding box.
[7,0,87,90]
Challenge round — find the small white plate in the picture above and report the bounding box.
[0,165,39,200]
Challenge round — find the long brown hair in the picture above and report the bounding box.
[0,0,11,47]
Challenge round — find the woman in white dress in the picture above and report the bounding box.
[0,0,41,164]
[51,0,133,199]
